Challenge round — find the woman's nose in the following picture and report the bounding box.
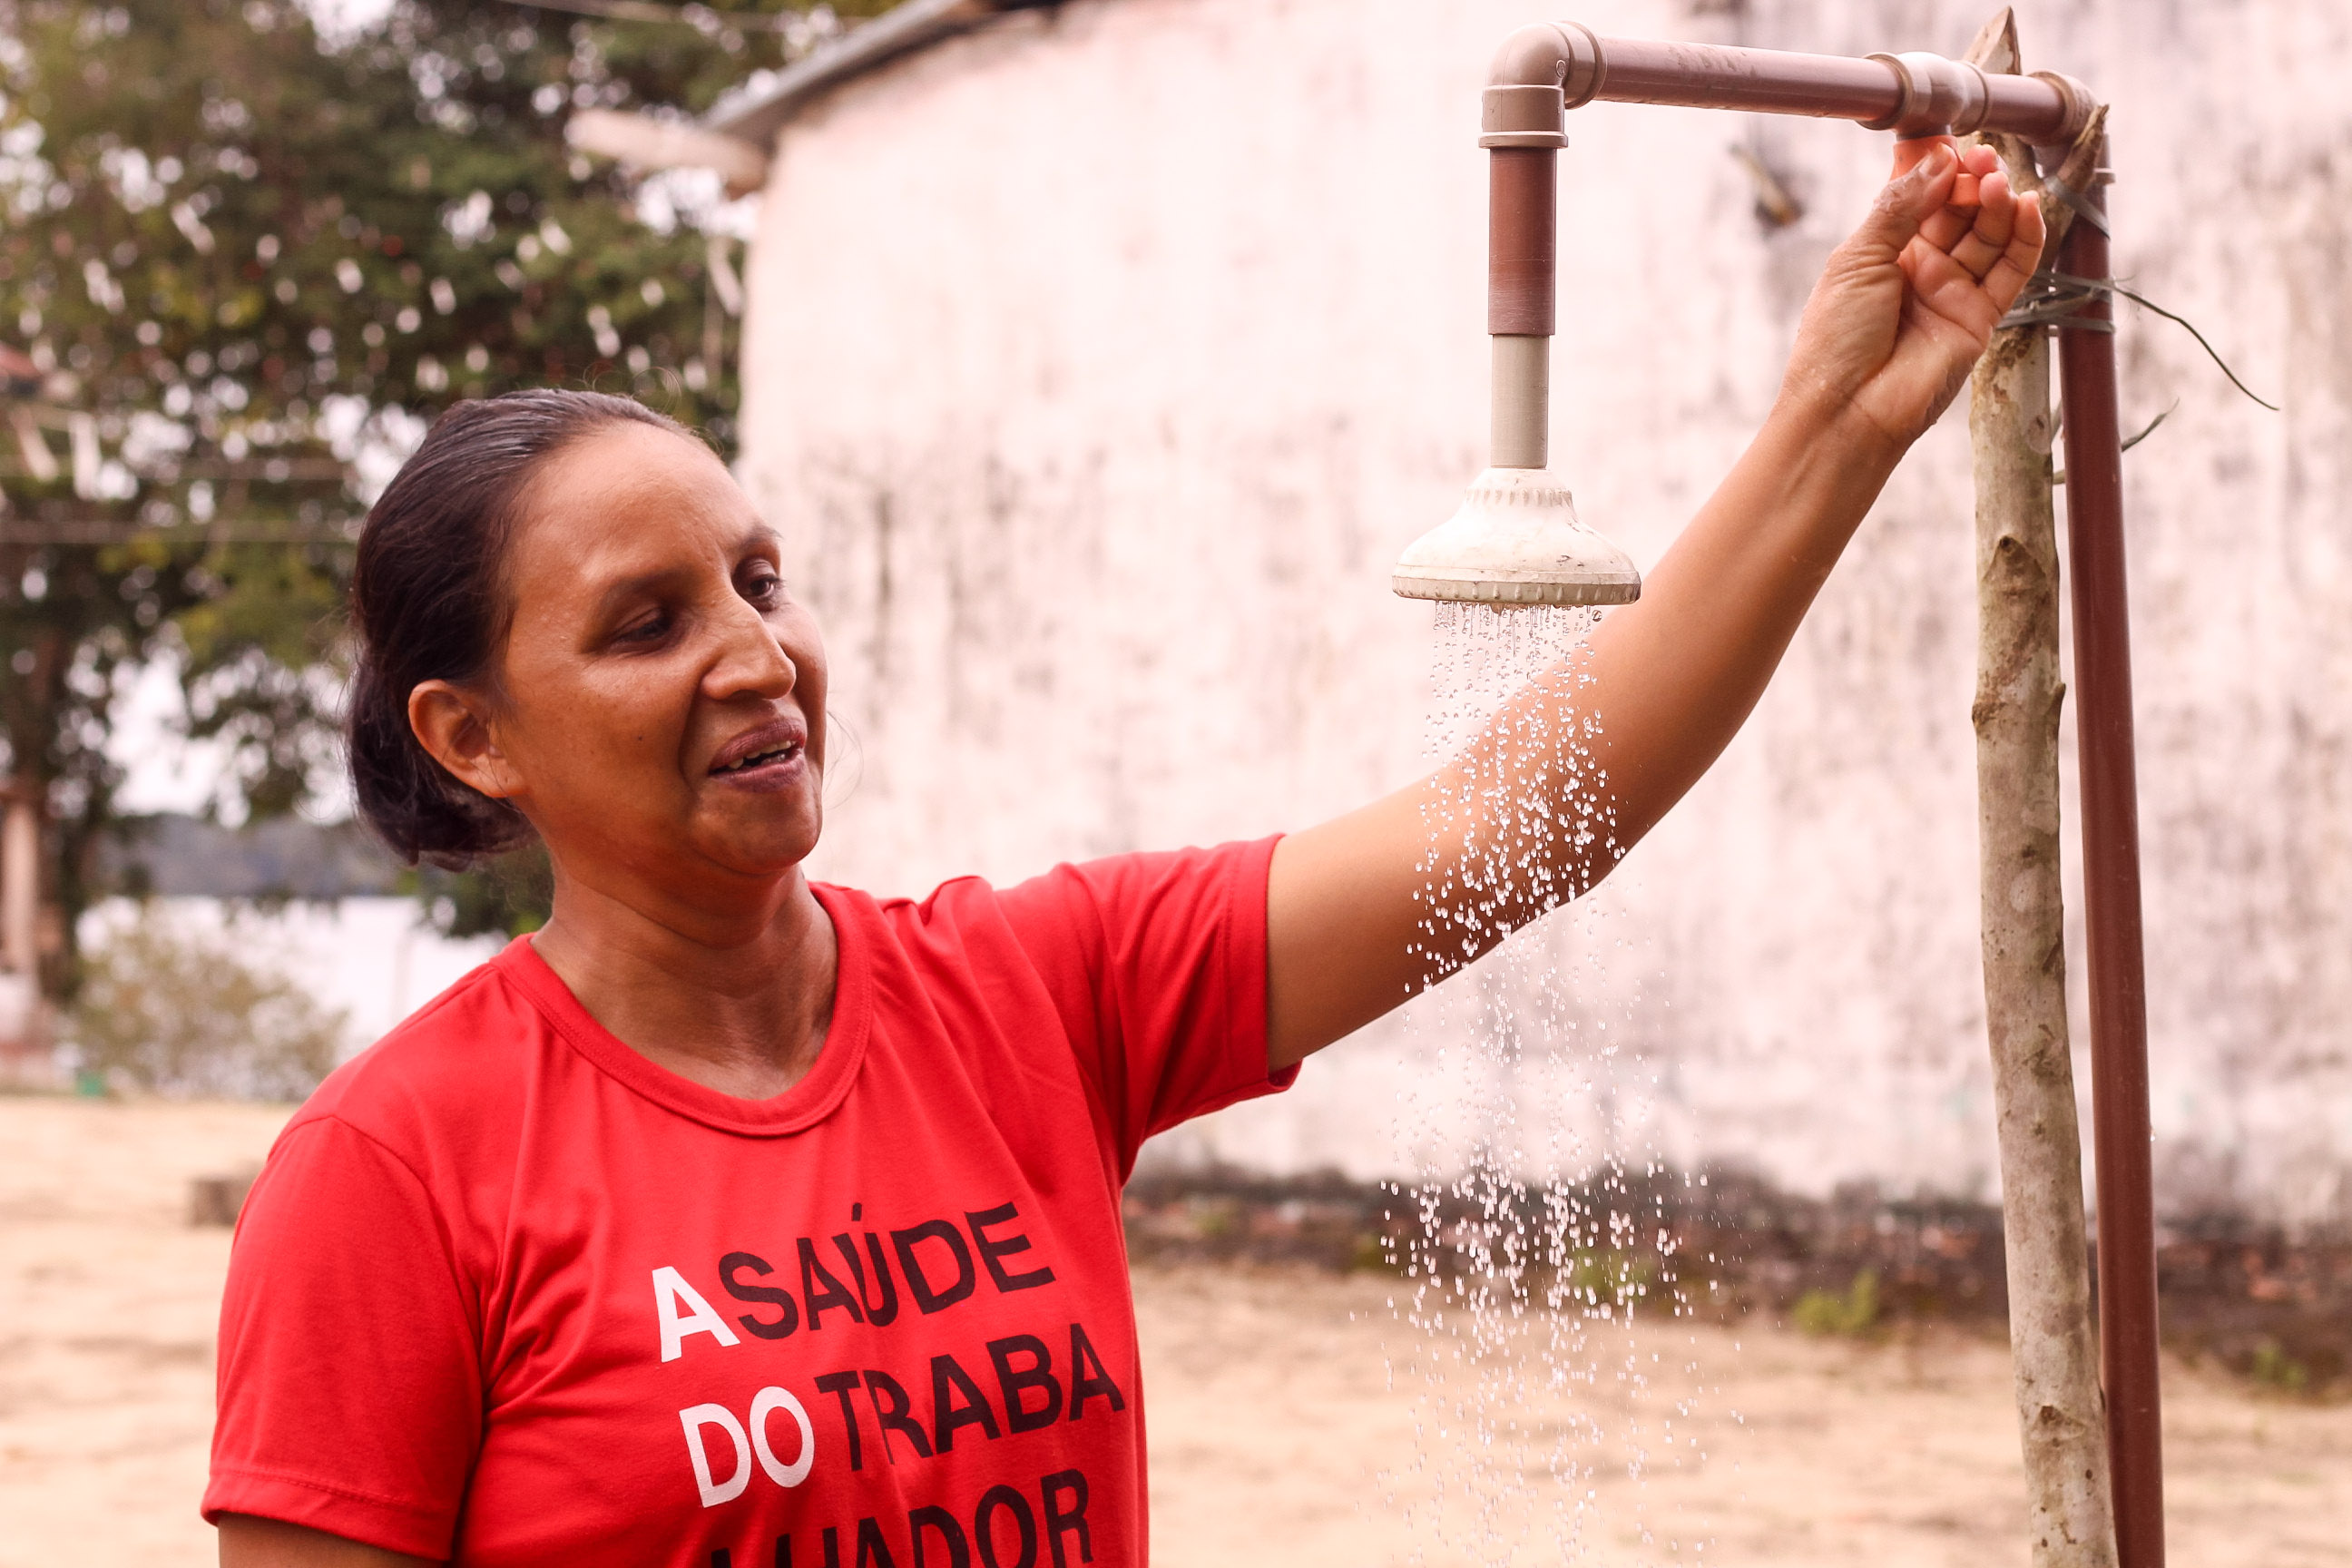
[706,597,797,701]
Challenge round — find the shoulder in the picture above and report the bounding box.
[823,874,1024,958]
[822,861,1168,981]
[818,838,1279,1009]
[277,949,548,1172]
[989,838,1281,950]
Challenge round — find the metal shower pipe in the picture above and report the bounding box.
[2051,161,2164,1568]
[1475,24,2161,1568]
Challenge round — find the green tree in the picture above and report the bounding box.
[0,0,891,983]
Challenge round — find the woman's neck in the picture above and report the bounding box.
[526,866,838,1101]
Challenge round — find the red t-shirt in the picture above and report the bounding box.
[206,840,1290,1566]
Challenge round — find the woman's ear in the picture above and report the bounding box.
[408,680,521,801]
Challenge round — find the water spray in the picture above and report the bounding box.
[1396,21,2160,1568]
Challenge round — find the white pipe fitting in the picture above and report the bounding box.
[1491,336,1550,470]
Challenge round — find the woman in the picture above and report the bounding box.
[210,142,2039,1566]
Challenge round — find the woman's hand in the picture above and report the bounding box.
[1779,138,2046,452]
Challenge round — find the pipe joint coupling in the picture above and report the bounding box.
[2028,70,2099,149]
[1485,20,1599,87]
[1481,84,1567,148]
[1863,50,1993,138]
[1483,21,1603,142]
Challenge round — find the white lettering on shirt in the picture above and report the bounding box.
[678,1402,752,1507]
[748,1387,816,1487]
[653,1265,742,1363]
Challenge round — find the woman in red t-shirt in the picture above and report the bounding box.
[210,145,2038,1566]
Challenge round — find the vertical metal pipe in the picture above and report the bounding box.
[1486,148,1557,336]
[2053,143,2166,1568]
[1487,147,1557,470]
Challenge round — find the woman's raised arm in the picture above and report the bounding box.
[1264,140,2044,1070]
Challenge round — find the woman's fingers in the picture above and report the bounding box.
[1908,141,2050,305]
[1979,191,2048,315]
[1898,185,2046,336]
[1910,141,1998,252]
[1829,140,1961,282]
[1945,168,2018,280]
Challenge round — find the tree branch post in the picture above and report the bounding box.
[1963,11,2119,1566]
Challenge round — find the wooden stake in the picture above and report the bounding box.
[1965,12,2120,1567]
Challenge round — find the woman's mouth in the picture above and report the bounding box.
[708,718,811,788]
[712,740,802,775]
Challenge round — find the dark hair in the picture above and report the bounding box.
[348,388,692,867]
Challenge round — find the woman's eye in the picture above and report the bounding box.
[744,573,785,606]
[615,610,671,644]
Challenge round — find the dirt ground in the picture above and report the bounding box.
[4,1099,2345,1567]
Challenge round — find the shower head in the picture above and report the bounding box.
[1393,77,1642,610]
[1392,334,1642,606]
[1392,466,1640,606]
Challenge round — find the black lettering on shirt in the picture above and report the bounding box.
[908,1504,970,1568]
[799,1237,867,1330]
[985,1335,1063,1434]
[1066,1324,1126,1421]
[862,1370,935,1461]
[833,1231,901,1328]
[975,1485,1039,1568]
[720,1251,800,1340]
[771,1530,843,1568]
[965,1204,1055,1294]
[1040,1470,1093,1566]
[855,1516,897,1568]
[814,1371,867,1473]
[891,1220,977,1314]
[928,1352,1002,1453]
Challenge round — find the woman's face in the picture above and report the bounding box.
[431,421,829,902]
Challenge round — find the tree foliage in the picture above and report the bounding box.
[0,0,885,981]
[65,900,347,1099]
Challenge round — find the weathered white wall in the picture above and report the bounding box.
[738,0,2352,1226]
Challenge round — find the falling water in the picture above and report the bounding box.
[1385,603,1727,1565]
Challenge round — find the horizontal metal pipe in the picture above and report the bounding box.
[1583,37,2087,142]
[1578,37,1902,122]
[1486,23,2093,145]
[1980,70,2087,143]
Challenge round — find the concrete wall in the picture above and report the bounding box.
[737,0,2352,1227]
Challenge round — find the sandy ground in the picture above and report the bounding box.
[3,1099,2345,1567]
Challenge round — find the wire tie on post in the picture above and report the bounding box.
[1997,270,2112,333]
[1999,273,2281,413]
[2042,175,2111,236]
